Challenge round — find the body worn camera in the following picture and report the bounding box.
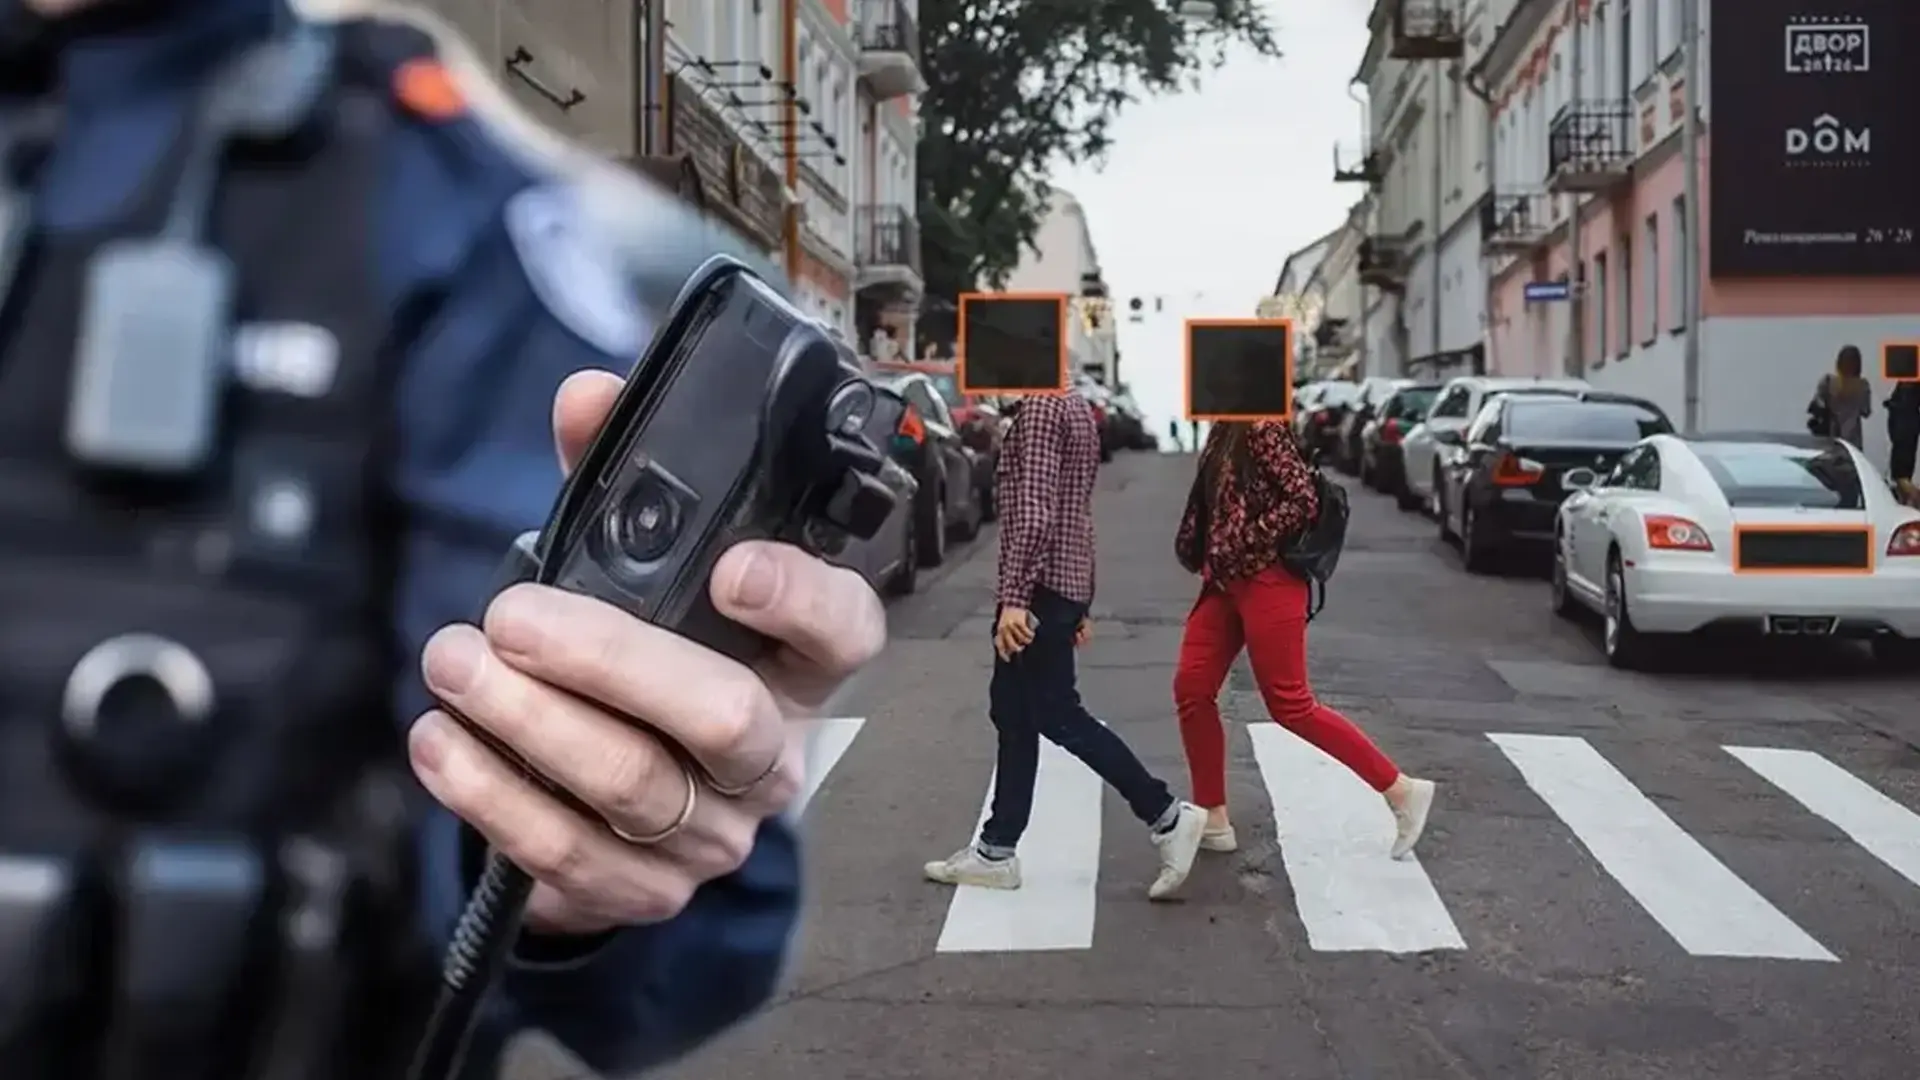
[510,254,895,660]
[409,256,896,1080]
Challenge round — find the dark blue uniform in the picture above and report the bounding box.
[0,0,799,1074]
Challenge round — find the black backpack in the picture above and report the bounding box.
[1277,453,1350,620]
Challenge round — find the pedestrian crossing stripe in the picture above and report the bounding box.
[786,721,1920,963]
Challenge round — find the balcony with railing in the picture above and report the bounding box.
[1547,102,1632,191]
[856,204,922,290]
[1358,237,1409,291]
[1333,143,1384,186]
[1480,190,1551,254]
[1390,0,1464,60]
[856,0,922,100]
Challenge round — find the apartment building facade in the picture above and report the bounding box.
[419,0,924,348]
[1476,0,1915,462]
[1347,0,1488,381]
[850,0,925,360]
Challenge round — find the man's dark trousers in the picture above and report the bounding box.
[979,587,1176,853]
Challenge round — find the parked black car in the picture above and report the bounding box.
[1436,395,1672,573]
[1361,382,1442,498]
[1335,377,1411,475]
[1294,380,1358,462]
[1106,388,1157,451]
[878,372,986,568]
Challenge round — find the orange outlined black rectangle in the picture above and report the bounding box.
[956,293,1069,395]
[1883,341,1919,382]
[1184,318,1294,421]
[1730,523,1875,575]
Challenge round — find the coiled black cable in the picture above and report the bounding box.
[406,534,544,1080]
[404,854,534,1080]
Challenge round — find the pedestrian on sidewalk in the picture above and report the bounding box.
[1171,422,1436,859]
[1886,382,1919,505]
[1810,345,1871,448]
[924,393,1208,900]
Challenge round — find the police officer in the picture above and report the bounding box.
[0,0,884,1077]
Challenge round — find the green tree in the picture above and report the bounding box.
[916,0,1281,315]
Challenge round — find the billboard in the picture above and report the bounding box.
[1709,1,1919,276]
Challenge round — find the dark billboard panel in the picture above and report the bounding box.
[1709,1,1919,276]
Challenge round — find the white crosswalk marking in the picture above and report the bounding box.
[1249,726,1466,953]
[1727,746,1920,892]
[1491,733,1836,961]
[792,717,865,816]
[936,742,1103,953]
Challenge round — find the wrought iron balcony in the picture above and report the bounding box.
[856,0,921,100]
[1480,191,1552,254]
[1358,237,1409,291]
[856,204,922,286]
[1547,101,1633,191]
[1390,0,1464,60]
[1333,143,1384,185]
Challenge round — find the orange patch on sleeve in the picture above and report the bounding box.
[394,58,467,121]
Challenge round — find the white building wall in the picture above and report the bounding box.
[1002,192,1116,383]
[793,0,857,336]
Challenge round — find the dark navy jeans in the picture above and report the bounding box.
[978,586,1176,852]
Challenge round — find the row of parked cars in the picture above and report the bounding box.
[1294,374,1920,670]
[836,360,1154,598]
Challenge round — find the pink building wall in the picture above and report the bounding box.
[1491,133,1920,379]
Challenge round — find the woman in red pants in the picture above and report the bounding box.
[1172,421,1436,858]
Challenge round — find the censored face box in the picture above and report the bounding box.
[1185,319,1294,421]
[957,293,1069,395]
[1885,342,1918,381]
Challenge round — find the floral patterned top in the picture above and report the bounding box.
[1174,421,1319,584]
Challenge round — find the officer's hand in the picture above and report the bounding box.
[408,371,886,935]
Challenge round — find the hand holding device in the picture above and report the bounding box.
[405,257,895,1080]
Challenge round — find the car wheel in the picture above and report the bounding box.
[953,486,982,542]
[1549,535,1579,618]
[885,523,919,596]
[1394,475,1422,512]
[1461,502,1495,573]
[1434,475,1455,541]
[979,478,997,522]
[1359,455,1375,489]
[1870,636,1920,668]
[916,487,948,568]
[1603,552,1652,670]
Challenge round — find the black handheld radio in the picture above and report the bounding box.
[405,255,896,1080]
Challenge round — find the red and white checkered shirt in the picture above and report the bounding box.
[994,394,1099,608]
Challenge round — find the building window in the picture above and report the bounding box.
[1592,250,1609,361]
[1616,236,1631,357]
[1593,4,1608,98]
[1669,195,1686,332]
[1642,214,1659,342]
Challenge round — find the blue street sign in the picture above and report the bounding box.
[1524,281,1571,302]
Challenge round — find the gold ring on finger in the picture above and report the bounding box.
[704,752,782,799]
[607,760,698,846]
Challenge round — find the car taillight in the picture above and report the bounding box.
[1315,412,1333,425]
[1889,521,1920,555]
[1381,418,1401,442]
[1491,452,1544,485]
[898,407,925,444]
[1646,514,1713,550]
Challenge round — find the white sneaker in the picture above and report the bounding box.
[1200,823,1238,852]
[1148,802,1207,900]
[924,846,1021,889]
[1388,778,1436,860]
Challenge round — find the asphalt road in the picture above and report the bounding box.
[520,449,1920,1080]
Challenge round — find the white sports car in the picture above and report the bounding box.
[1550,432,1920,668]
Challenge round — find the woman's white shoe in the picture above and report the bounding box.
[1388,778,1436,860]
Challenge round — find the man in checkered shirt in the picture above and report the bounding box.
[923,392,1206,900]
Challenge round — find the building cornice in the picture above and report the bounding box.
[1467,0,1555,93]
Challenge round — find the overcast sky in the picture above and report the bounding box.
[1051,0,1372,428]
